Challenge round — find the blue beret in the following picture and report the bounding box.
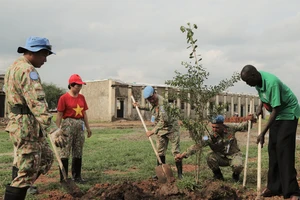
[143,86,154,99]
[211,115,224,124]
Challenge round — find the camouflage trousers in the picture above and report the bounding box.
[11,137,53,187]
[58,118,85,159]
[207,151,243,174]
[156,130,180,158]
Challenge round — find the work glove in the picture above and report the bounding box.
[52,128,68,148]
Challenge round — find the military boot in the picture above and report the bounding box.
[232,172,240,182]
[175,161,183,179]
[72,158,86,183]
[213,168,224,181]
[153,156,166,180]
[4,185,29,200]
[60,158,69,182]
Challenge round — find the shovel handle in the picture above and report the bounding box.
[131,95,163,165]
[49,133,68,181]
[257,115,262,196]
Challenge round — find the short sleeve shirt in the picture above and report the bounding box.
[255,71,300,120]
[57,92,88,119]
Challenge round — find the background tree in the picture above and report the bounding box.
[42,83,66,110]
[165,23,240,183]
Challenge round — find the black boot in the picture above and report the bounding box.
[60,158,69,182]
[72,158,86,183]
[157,155,165,165]
[153,156,166,180]
[175,161,183,179]
[213,168,224,181]
[4,185,29,200]
[12,166,18,181]
[232,172,240,182]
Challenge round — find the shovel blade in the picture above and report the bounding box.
[61,178,84,197]
[155,164,174,183]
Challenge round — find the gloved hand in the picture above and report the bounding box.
[51,128,68,148]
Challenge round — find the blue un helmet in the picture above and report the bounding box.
[211,115,225,124]
[143,86,154,99]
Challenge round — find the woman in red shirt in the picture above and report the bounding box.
[56,74,92,183]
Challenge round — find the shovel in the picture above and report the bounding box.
[131,95,174,183]
[49,133,84,197]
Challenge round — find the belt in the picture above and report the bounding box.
[10,106,32,115]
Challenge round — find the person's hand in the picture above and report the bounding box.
[132,102,139,107]
[175,153,186,162]
[87,128,92,138]
[146,130,154,137]
[178,120,183,126]
[256,106,263,117]
[246,114,255,122]
[52,128,68,148]
[257,133,265,148]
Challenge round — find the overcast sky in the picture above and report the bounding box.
[1,0,300,99]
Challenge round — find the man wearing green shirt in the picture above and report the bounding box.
[241,65,300,199]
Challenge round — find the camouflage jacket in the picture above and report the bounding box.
[4,56,57,137]
[139,95,179,135]
[185,122,249,158]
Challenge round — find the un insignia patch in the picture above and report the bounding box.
[29,71,39,80]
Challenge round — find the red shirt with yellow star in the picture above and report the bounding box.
[57,92,88,119]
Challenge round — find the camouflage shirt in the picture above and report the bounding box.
[185,122,249,158]
[139,95,179,135]
[4,56,57,136]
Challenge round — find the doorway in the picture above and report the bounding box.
[117,99,124,118]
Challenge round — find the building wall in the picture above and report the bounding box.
[0,76,262,122]
[81,80,262,122]
[80,79,115,122]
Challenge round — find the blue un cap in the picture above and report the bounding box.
[17,36,55,55]
[211,115,224,124]
[143,86,154,99]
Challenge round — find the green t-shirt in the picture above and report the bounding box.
[255,71,300,120]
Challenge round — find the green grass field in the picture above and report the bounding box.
[1,125,300,199]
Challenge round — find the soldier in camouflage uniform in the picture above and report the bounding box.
[133,86,182,179]
[176,115,251,182]
[3,36,68,200]
[56,74,92,183]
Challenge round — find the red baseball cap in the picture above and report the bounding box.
[68,74,86,85]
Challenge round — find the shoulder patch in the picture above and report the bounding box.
[29,71,39,80]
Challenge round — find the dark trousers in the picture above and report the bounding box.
[267,118,299,198]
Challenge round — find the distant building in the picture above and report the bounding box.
[80,79,261,122]
[0,76,262,121]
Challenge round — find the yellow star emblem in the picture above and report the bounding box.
[73,104,84,117]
